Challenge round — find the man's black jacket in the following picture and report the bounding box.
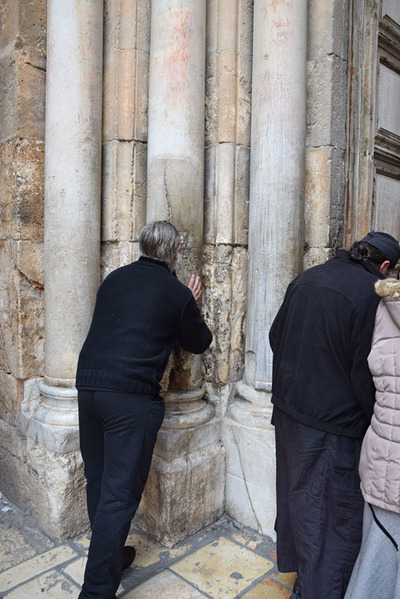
[76,257,212,395]
[269,250,384,439]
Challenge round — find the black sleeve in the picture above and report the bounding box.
[269,282,293,353]
[350,293,380,420]
[177,296,212,354]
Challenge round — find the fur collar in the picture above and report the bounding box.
[375,278,400,298]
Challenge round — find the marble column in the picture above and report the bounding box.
[225,0,307,538]
[26,0,103,454]
[136,0,224,546]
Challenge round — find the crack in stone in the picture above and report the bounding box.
[231,424,263,533]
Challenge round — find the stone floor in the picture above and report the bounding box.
[0,492,296,598]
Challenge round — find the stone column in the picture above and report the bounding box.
[26,0,103,454]
[136,0,224,546]
[225,0,307,538]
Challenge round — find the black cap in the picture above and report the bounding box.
[361,231,400,268]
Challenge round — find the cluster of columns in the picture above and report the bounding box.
[225,0,307,537]
[24,0,307,542]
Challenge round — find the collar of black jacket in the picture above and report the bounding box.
[334,249,386,279]
[138,256,170,271]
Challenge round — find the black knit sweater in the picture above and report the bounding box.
[75,257,212,395]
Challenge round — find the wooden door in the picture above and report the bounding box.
[346,0,400,243]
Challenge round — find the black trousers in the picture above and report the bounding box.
[78,389,165,599]
[274,407,364,599]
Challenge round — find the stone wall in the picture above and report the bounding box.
[0,0,47,517]
[0,0,90,539]
[0,0,353,542]
[304,0,350,267]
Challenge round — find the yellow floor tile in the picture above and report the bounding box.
[5,569,79,598]
[123,569,206,598]
[275,571,297,588]
[170,537,274,597]
[0,525,37,572]
[125,532,164,568]
[241,577,292,598]
[72,533,91,550]
[0,545,77,593]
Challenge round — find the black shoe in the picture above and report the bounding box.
[290,577,301,598]
[122,545,136,570]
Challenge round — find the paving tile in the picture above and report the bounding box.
[63,556,124,596]
[170,536,274,597]
[5,569,79,598]
[231,533,263,553]
[275,571,297,588]
[125,531,164,568]
[0,524,37,572]
[63,556,87,587]
[241,576,292,598]
[71,532,91,550]
[123,569,206,598]
[0,545,78,593]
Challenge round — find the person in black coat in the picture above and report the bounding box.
[269,231,400,599]
[76,221,212,599]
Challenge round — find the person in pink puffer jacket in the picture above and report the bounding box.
[346,277,400,598]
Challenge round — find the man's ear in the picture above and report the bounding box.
[379,260,391,276]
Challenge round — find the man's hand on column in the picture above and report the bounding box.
[188,274,202,301]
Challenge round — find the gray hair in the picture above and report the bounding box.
[139,221,181,265]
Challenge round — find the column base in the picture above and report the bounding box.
[135,386,225,546]
[11,378,89,539]
[23,378,80,454]
[223,380,276,539]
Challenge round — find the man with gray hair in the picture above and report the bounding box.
[75,221,212,599]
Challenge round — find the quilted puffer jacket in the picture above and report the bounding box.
[359,278,400,514]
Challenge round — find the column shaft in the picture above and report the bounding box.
[225,0,308,538]
[28,0,103,453]
[147,0,205,268]
[246,0,307,390]
[137,0,225,545]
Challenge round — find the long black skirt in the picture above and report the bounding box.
[273,407,364,599]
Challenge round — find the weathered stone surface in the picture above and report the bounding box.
[0,139,44,240]
[0,140,16,238]
[0,372,22,426]
[16,48,46,139]
[304,145,345,267]
[154,418,221,462]
[233,145,250,246]
[0,418,88,540]
[230,248,247,379]
[0,48,45,143]
[136,444,225,546]
[101,241,139,279]
[308,0,349,61]
[236,0,253,148]
[0,0,18,48]
[224,400,276,539]
[0,53,18,143]
[17,377,42,435]
[103,0,150,142]
[0,240,44,379]
[307,54,348,149]
[202,245,246,386]
[19,0,47,53]
[205,0,252,147]
[102,140,147,242]
[204,144,249,246]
